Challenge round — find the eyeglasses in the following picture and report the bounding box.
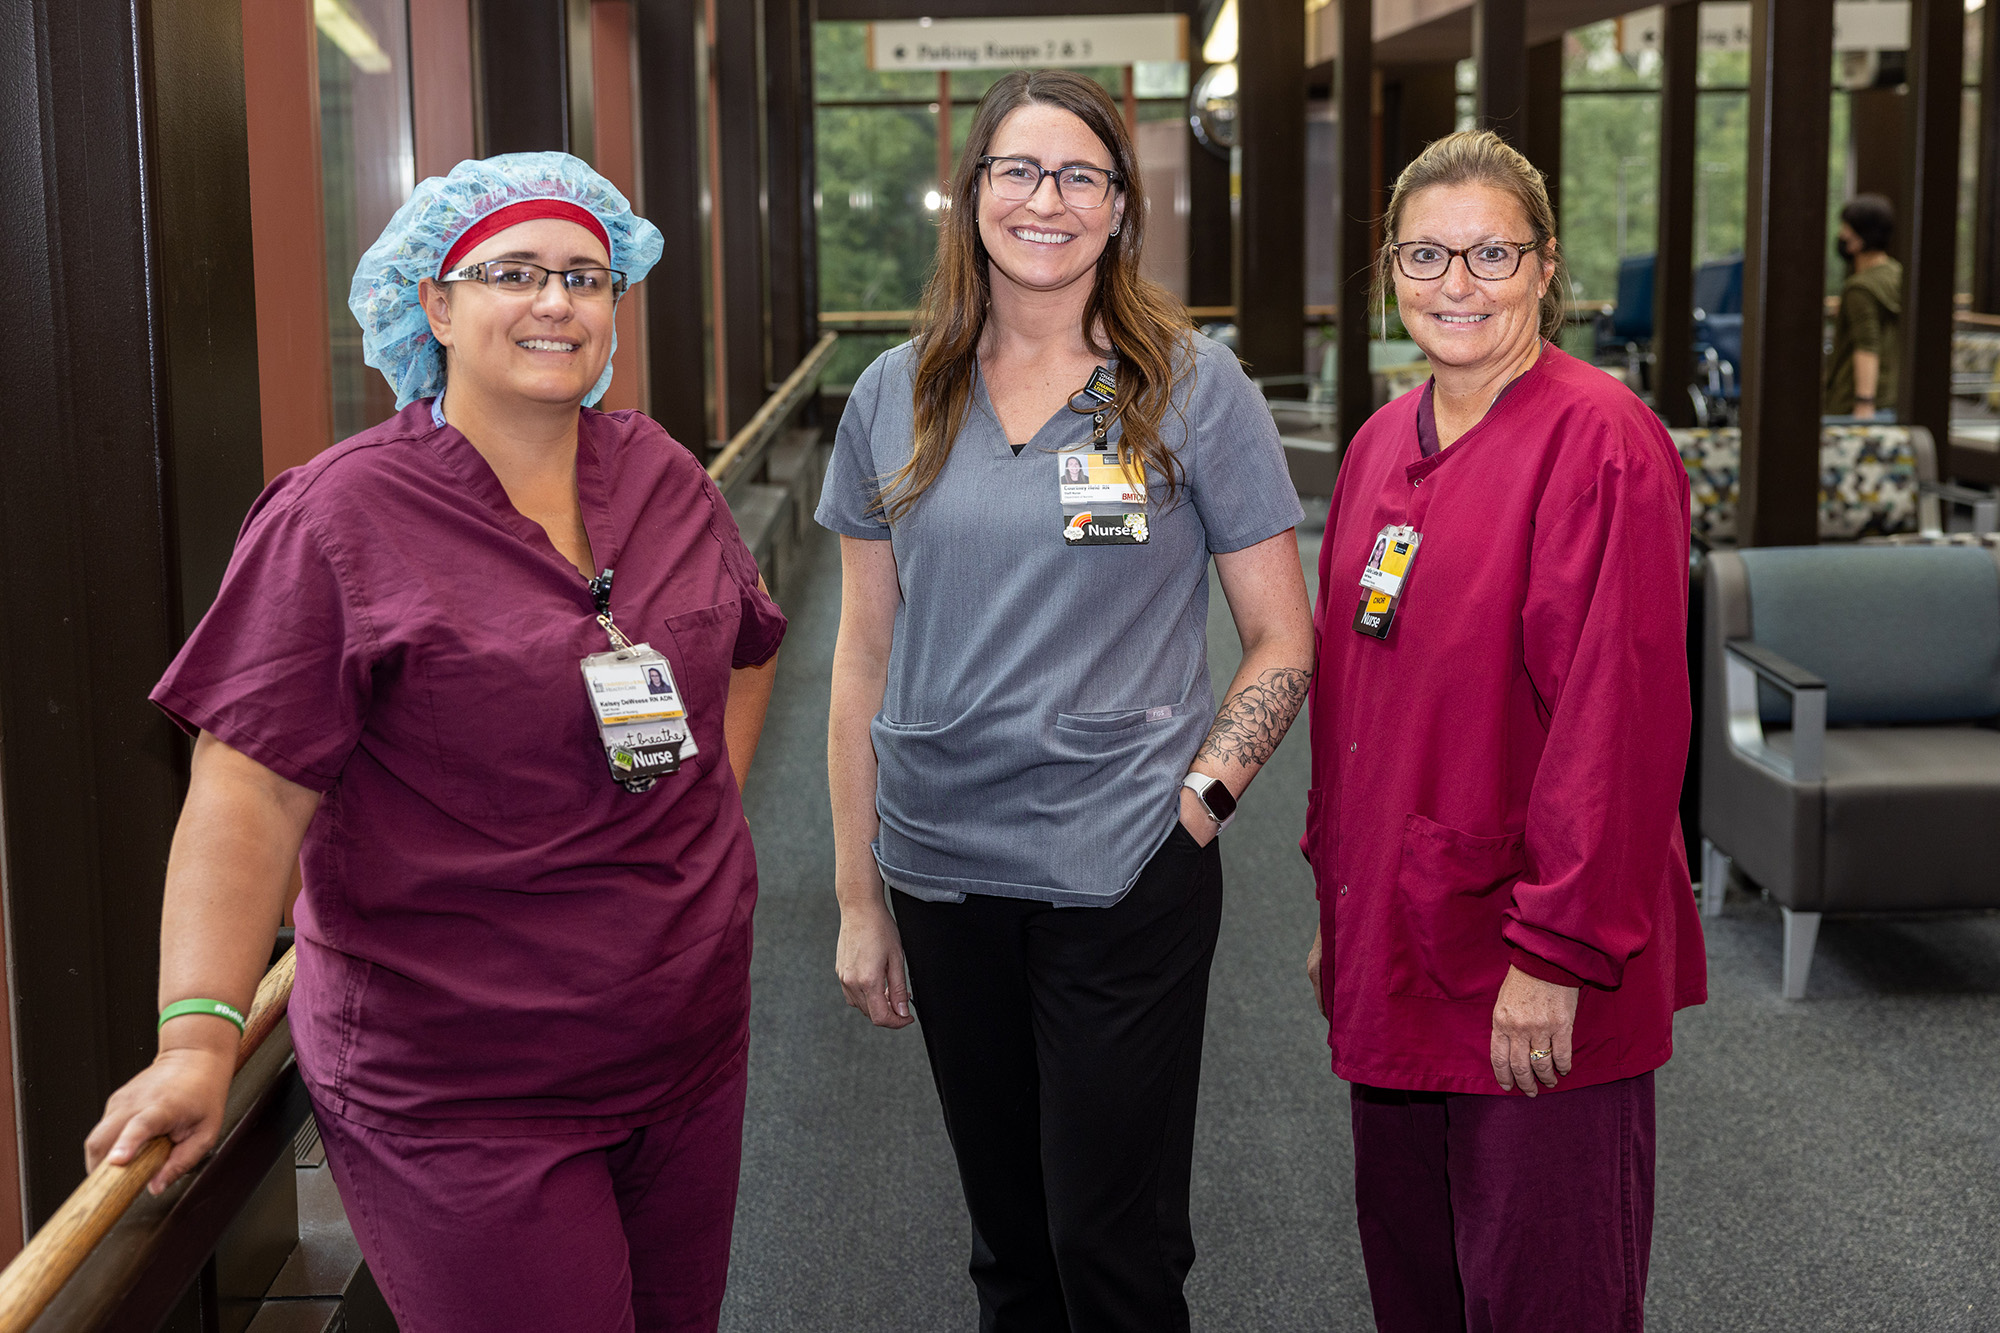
[1391,241,1541,282]
[439,259,628,301]
[978,156,1121,210]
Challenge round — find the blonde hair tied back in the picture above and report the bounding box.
[1373,129,1568,344]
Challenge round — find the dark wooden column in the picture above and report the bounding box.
[1652,0,1699,427]
[1335,0,1375,444]
[1473,0,1528,144]
[1187,52,1234,311]
[1381,62,1458,188]
[1739,0,1832,547]
[1898,0,1964,444]
[713,0,769,427]
[637,0,712,451]
[0,0,265,1226]
[1523,38,1562,229]
[1974,0,2000,313]
[763,0,818,377]
[476,0,594,155]
[1236,0,1308,377]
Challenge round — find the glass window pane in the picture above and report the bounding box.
[1696,91,1748,267]
[319,0,414,441]
[815,104,942,314]
[1560,93,1658,306]
[1826,91,1849,298]
[823,330,911,393]
[816,21,937,101]
[1564,21,1660,91]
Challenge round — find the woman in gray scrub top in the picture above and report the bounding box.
[818,70,1314,1332]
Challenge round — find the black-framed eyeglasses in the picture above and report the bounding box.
[440,259,628,301]
[978,156,1122,209]
[1391,241,1541,282]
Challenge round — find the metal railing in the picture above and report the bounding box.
[0,953,301,1332]
[707,332,838,496]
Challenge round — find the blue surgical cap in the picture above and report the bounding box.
[349,152,665,410]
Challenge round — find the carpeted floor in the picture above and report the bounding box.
[726,520,2000,1332]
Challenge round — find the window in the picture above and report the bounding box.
[318,0,416,441]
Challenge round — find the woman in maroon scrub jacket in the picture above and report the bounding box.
[1300,131,1706,1331]
[83,154,785,1333]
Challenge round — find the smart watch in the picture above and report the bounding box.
[1181,773,1238,831]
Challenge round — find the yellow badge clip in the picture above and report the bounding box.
[1352,525,1421,639]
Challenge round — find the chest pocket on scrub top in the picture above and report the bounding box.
[660,601,743,774]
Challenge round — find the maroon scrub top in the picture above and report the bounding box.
[154,402,786,1135]
[1303,345,1706,1096]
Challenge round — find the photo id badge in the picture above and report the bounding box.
[580,645,700,789]
[1059,442,1149,545]
[1352,525,1422,639]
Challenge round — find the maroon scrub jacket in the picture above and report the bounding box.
[154,403,786,1134]
[1303,345,1706,1095]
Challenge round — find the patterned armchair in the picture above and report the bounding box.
[1672,425,1935,547]
[1950,329,2000,408]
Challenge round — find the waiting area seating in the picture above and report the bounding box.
[1673,424,1937,545]
[1698,545,2000,998]
[1592,252,1745,423]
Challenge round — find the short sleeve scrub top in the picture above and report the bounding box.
[153,401,787,1135]
[815,333,1303,902]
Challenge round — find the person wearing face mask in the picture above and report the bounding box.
[1298,131,1706,1330]
[819,70,1313,1331]
[83,154,785,1333]
[1825,193,1901,419]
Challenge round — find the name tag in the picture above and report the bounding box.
[1058,444,1149,545]
[580,645,699,786]
[1352,525,1421,639]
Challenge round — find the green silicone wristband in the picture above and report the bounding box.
[158,998,246,1035]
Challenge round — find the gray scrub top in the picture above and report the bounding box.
[816,333,1302,906]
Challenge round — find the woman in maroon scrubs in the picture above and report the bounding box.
[1300,131,1706,1330]
[84,153,784,1332]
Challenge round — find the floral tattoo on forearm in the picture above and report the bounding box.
[1195,666,1311,771]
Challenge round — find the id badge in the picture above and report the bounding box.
[580,645,699,788]
[1352,525,1421,639]
[1059,411,1149,545]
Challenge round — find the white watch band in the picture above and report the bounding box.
[1181,773,1236,832]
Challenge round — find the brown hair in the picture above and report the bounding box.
[878,70,1193,522]
[1372,130,1567,342]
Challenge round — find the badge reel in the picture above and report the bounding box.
[1353,525,1421,639]
[1058,366,1149,546]
[579,570,699,793]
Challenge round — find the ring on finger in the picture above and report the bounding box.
[1529,1048,1552,1061]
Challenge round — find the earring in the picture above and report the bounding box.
[1110,225,1120,236]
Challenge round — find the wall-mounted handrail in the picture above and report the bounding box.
[707,332,838,493]
[0,950,298,1333]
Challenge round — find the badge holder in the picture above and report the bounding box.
[1353,525,1421,639]
[580,570,699,793]
[1058,368,1149,545]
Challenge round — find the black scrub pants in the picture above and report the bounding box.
[892,825,1224,1333]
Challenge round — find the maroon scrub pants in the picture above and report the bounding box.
[311,1063,747,1333]
[1349,1071,1656,1333]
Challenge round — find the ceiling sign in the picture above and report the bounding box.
[868,15,1188,72]
[1619,2,1910,56]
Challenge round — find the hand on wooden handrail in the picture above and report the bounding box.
[0,949,296,1333]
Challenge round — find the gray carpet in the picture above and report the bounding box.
[728,519,2000,1332]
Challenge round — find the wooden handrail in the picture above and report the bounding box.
[0,949,298,1333]
[707,332,839,488]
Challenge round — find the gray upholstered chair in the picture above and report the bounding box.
[1699,546,2000,998]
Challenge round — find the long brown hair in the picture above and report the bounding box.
[878,70,1193,522]
[1372,130,1568,342]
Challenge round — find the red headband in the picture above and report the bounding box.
[439,199,613,276]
